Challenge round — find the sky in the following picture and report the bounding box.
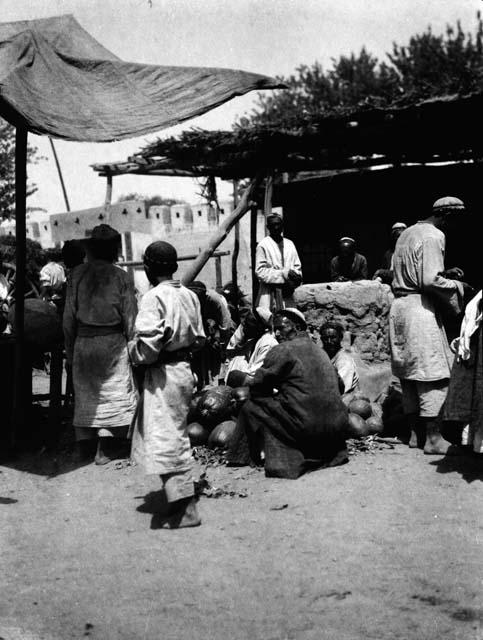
[1,0,480,215]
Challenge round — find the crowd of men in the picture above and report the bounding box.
[6,196,481,529]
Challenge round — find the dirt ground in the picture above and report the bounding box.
[1,424,483,640]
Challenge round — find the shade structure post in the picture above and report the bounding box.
[181,174,263,286]
[11,126,28,443]
[48,137,70,211]
[250,205,258,305]
[231,179,240,302]
[104,172,113,205]
[263,171,273,232]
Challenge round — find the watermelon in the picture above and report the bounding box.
[187,422,209,446]
[348,398,372,420]
[198,386,233,427]
[365,415,384,435]
[207,420,237,449]
[346,413,370,439]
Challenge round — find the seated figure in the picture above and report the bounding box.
[330,237,368,282]
[319,321,359,395]
[227,308,349,478]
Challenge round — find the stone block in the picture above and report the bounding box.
[294,280,393,363]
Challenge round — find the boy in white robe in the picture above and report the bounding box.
[129,241,205,528]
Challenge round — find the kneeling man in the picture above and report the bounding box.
[228,308,349,478]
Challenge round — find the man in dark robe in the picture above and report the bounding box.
[330,237,368,282]
[227,308,349,478]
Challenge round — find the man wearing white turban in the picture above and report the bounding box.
[389,196,467,455]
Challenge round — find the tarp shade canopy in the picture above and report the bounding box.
[0,15,284,142]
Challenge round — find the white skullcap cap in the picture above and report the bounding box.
[280,307,307,329]
[391,222,407,230]
[339,236,355,244]
[432,196,465,213]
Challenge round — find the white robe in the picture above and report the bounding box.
[389,222,463,381]
[129,281,205,475]
[255,236,302,309]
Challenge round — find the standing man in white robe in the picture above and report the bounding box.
[255,214,302,310]
[389,196,466,455]
[129,241,205,529]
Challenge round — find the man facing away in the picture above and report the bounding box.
[389,196,467,455]
[330,237,368,282]
[255,214,302,310]
[129,241,205,528]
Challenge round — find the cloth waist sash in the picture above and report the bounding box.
[156,348,192,365]
[77,324,123,337]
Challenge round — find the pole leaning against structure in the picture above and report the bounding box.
[11,126,28,443]
[181,174,263,286]
[49,137,71,212]
[231,179,240,299]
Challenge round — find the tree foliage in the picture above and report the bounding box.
[238,14,483,128]
[0,118,42,219]
[116,192,185,208]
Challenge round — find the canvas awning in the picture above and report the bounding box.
[0,14,284,142]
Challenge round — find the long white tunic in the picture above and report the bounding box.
[129,280,205,475]
[255,236,302,309]
[63,261,138,430]
[389,222,463,381]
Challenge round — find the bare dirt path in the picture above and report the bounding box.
[1,442,483,640]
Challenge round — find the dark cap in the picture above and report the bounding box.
[144,241,178,268]
[90,224,121,241]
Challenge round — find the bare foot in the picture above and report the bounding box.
[424,436,466,456]
[409,430,419,448]
[154,498,201,529]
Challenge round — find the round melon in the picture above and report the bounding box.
[348,398,372,420]
[346,413,370,439]
[187,422,209,446]
[207,420,237,449]
[198,386,233,427]
[365,415,384,435]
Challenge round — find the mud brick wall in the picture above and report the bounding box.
[294,281,393,363]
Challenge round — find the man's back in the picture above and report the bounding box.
[392,222,445,294]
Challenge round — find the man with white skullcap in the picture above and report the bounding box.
[330,236,368,282]
[227,307,349,478]
[373,222,408,284]
[389,196,467,455]
[255,213,302,310]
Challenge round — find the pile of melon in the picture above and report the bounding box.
[187,385,249,450]
[342,392,384,439]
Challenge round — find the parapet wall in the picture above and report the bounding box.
[294,280,393,363]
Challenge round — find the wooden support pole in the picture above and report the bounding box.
[263,171,273,231]
[181,174,263,286]
[49,137,71,212]
[231,179,240,298]
[105,173,113,205]
[12,126,28,444]
[250,205,258,305]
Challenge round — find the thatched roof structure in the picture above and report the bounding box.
[92,91,483,179]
